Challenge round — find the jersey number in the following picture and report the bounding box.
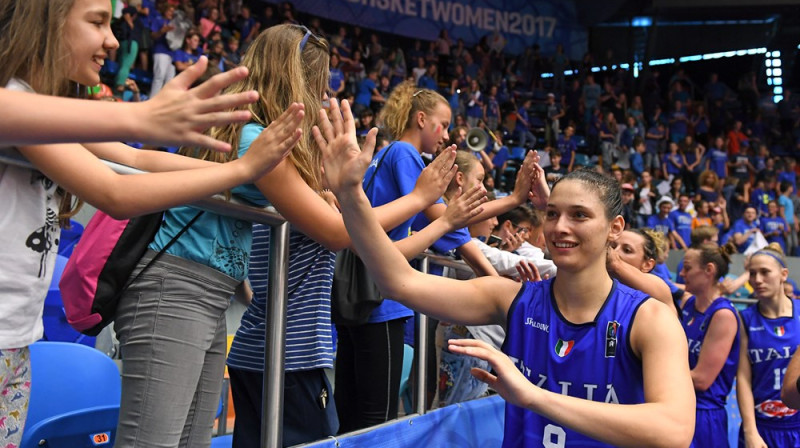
[543,424,566,448]
[774,367,788,390]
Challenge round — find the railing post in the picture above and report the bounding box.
[414,255,430,416]
[262,222,291,448]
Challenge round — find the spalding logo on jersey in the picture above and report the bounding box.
[756,400,798,418]
[605,321,619,358]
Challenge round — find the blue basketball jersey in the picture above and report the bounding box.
[680,296,740,409]
[740,300,800,425]
[501,279,650,447]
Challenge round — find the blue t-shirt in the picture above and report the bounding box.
[662,152,683,175]
[707,149,728,179]
[750,188,774,216]
[630,151,644,176]
[149,14,172,55]
[362,142,437,323]
[556,135,576,167]
[669,110,688,138]
[149,123,267,280]
[645,127,663,154]
[760,216,788,252]
[227,225,335,372]
[355,78,376,107]
[172,48,199,66]
[779,195,795,225]
[647,214,674,239]
[740,300,800,427]
[501,279,650,447]
[485,96,500,118]
[732,218,759,253]
[680,296,740,409]
[778,171,797,193]
[329,67,345,93]
[417,75,437,91]
[515,107,530,133]
[669,209,692,247]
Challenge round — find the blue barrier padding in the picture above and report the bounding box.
[322,395,504,448]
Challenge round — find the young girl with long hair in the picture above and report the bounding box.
[737,243,800,447]
[317,108,695,446]
[0,1,303,445]
[678,242,741,447]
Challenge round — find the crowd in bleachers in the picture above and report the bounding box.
[106,0,800,261]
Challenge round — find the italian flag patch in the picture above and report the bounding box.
[774,326,786,336]
[555,339,575,357]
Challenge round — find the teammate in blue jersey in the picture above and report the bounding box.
[315,112,695,447]
[737,243,800,447]
[677,242,741,447]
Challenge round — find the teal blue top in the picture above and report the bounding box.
[148,123,269,280]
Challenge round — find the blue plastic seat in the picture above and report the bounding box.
[21,342,121,448]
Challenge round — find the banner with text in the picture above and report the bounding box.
[268,0,586,58]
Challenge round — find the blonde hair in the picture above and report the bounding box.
[190,24,330,193]
[445,150,479,197]
[378,80,448,140]
[0,0,83,226]
[0,0,76,96]
[751,242,787,269]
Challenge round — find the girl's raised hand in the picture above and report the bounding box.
[241,103,304,180]
[441,184,487,230]
[313,98,378,193]
[515,260,543,283]
[447,338,537,410]
[528,162,550,211]
[140,57,261,152]
[511,150,539,204]
[414,146,458,205]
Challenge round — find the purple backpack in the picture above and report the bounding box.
[60,210,202,336]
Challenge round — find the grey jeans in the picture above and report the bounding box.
[114,250,237,448]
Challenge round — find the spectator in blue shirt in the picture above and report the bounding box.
[644,122,665,172]
[648,196,684,249]
[760,200,789,252]
[514,98,536,149]
[778,157,798,193]
[172,31,201,74]
[705,136,728,179]
[149,3,176,96]
[669,194,692,250]
[630,136,646,177]
[417,64,438,91]
[556,125,577,172]
[329,53,346,98]
[731,206,761,253]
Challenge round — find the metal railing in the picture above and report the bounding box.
[296,252,476,448]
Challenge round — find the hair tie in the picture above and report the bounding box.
[752,250,786,268]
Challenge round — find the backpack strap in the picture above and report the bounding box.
[118,211,205,296]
